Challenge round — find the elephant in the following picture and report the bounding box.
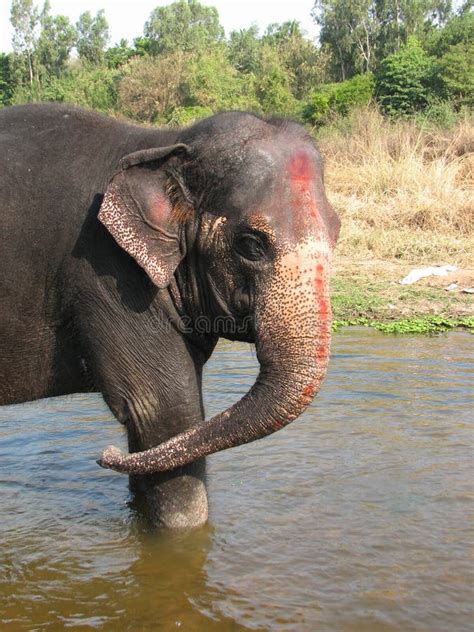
[0,103,340,528]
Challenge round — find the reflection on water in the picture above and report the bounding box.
[0,329,472,631]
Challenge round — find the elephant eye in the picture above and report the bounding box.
[233,232,267,262]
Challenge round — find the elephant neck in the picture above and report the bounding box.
[166,256,218,364]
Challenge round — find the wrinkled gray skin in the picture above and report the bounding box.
[0,103,340,528]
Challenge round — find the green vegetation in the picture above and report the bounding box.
[330,266,474,334]
[1,0,472,124]
[332,317,474,334]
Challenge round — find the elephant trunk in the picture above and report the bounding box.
[98,240,332,475]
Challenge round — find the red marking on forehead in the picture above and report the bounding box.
[289,151,313,183]
[286,151,323,226]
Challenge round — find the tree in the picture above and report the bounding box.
[144,0,224,55]
[375,0,452,58]
[118,51,191,122]
[435,41,474,107]
[376,38,435,114]
[312,0,453,80]
[36,1,76,77]
[0,53,15,106]
[10,0,39,83]
[263,21,329,98]
[184,45,259,111]
[424,7,473,56]
[312,0,378,79]
[228,25,261,74]
[105,39,137,69]
[76,10,110,65]
[254,43,298,115]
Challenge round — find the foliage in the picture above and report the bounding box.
[435,42,474,107]
[306,73,374,123]
[262,21,327,99]
[331,317,474,334]
[1,0,473,121]
[144,0,224,56]
[36,1,76,77]
[105,39,137,69]
[12,64,119,112]
[373,317,474,334]
[312,0,452,81]
[184,46,260,112]
[76,10,109,65]
[10,0,38,83]
[166,104,213,126]
[375,38,435,115]
[228,25,261,74]
[0,53,15,105]
[118,51,191,123]
[254,44,298,116]
[424,8,474,56]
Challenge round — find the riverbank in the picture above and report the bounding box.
[318,108,473,333]
[331,257,473,333]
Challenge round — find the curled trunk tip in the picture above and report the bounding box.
[97,445,127,472]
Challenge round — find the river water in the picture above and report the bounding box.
[0,329,472,631]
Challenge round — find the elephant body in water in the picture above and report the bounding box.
[0,103,340,527]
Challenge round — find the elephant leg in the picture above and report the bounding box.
[126,408,208,529]
[87,312,211,529]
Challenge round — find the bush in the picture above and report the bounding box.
[184,46,259,112]
[254,44,298,116]
[11,64,119,112]
[329,72,374,115]
[416,99,462,128]
[375,39,435,116]
[305,73,374,124]
[166,105,212,126]
[435,42,474,108]
[118,52,190,123]
[0,53,14,106]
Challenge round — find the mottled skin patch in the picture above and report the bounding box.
[99,184,170,288]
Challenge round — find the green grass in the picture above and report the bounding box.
[330,272,474,334]
[332,316,474,334]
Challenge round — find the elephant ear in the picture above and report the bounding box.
[98,144,192,288]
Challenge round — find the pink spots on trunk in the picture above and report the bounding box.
[314,261,331,361]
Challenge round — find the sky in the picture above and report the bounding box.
[0,1,320,53]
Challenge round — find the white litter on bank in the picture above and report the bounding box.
[399,265,458,285]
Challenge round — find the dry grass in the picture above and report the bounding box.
[316,107,474,266]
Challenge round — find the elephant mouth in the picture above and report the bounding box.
[220,286,255,342]
[200,276,255,342]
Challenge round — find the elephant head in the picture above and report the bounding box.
[97,112,340,474]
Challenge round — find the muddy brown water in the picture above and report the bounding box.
[0,329,472,631]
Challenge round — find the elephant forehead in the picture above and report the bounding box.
[287,150,315,183]
[241,151,326,239]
